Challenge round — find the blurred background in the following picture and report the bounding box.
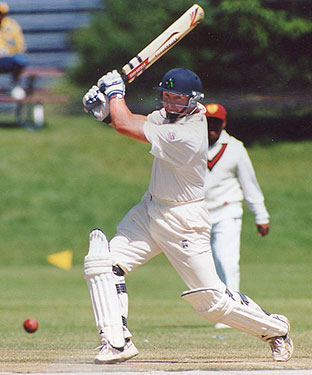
[2,0,311,142]
[2,0,102,69]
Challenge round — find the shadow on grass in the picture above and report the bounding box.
[227,114,312,146]
[0,120,22,129]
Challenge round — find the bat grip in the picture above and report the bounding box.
[121,72,129,83]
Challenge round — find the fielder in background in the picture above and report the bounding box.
[82,68,292,364]
[204,103,270,329]
[0,2,28,98]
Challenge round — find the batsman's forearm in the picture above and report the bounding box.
[109,98,148,143]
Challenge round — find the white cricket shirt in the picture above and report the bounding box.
[143,104,207,202]
[205,130,269,224]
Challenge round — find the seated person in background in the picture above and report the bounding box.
[0,2,28,98]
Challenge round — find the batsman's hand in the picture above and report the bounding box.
[256,223,270,237]
[97,70,125,100]
[82,85,110,122]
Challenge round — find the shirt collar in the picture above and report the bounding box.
[216,130,230,144]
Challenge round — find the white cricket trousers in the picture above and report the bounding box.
[107,194,289,343]
[110,193,224,291]
[211,217,242,292]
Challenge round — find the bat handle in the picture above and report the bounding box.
[121,72,129,83]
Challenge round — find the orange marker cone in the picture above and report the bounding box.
[47,250,73,270]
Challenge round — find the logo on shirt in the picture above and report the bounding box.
[181,240,189,249]
[167,131,176,141]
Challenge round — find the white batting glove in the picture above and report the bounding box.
[97,70,125,100]
[82,85,110,122]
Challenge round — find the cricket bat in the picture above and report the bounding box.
[121,4,205,83]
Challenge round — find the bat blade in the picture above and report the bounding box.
[121,4,205,83]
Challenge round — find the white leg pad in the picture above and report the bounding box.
[84,229,125,348]
[182,287,288,341]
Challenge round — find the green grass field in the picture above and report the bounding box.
[0,113,311,372]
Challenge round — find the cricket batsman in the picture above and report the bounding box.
[82,68,293,364]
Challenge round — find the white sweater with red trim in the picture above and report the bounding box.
[205,130,269,225]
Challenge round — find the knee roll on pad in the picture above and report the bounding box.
[84,229,125,348]
[84,258,112,276]
[182,287,288,341]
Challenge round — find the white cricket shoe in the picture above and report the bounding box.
[94,340,139,364]
[215,322,231,329]
[269,314,294,362]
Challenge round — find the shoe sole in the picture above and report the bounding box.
[94,348,139,364]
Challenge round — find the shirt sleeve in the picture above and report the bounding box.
[237,147,270,224]
[143,121,199,168]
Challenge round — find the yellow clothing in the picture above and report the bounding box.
[0,17,25,57]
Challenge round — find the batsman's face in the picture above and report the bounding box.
[162,91,189,115]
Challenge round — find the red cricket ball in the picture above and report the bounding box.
[23,318,39,333]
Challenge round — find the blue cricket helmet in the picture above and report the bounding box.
[155,68,203,97]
